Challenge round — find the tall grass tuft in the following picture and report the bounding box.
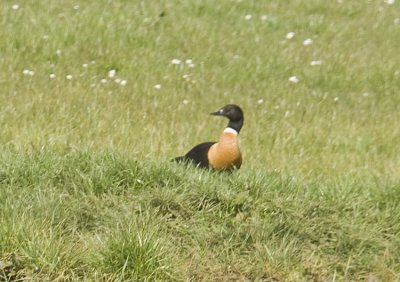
[100,220,172,280]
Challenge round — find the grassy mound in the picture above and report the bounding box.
[0,150,399,280]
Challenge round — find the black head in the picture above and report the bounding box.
[210,104,244,133]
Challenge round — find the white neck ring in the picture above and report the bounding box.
[224,127,238,135]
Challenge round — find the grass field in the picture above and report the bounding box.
[0,0,399,280]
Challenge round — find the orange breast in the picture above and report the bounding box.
[207,131,242,171]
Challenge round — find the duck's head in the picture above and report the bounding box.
[211,104,244,133]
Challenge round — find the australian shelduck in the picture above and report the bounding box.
[174,104,244,171]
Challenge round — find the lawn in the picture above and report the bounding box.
[0,0,399,280]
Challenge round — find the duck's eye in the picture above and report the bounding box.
[219,109,224,114]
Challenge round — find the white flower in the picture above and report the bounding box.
[28,70,34,76]
[303,38,313,46]
[49,73,56,79]
[288,76,299,83]
[12,4,19,10]
[260,15,268,21]
[115,78,121,84]
[185,59,195,68]
[257,99,264,104]
[363,92,369,97]
[82,63,88,68]
[100,78,107,84]
[171,59,181,65]
[120,80,127,86]
[385,0,395,4]
[56,49,61,55]
[108,69,116,78]
[91,60,96,64]
[286,32,295,39]
[310,60,322,66]
[66,74,73,80]
[245,14,252,20]
[73,5,79,10]
[183,100,189,105]
[182,74,190,80]
[22,69,30,75]
[154,84,161,89]
[42,35,49,40]
[334,97,339,102]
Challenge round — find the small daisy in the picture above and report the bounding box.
[28,70,34,76]
[288,76,299,83]
[49,73,56,79]
[12,4,19,10]
[22,69,30,75]
[245,14,252,20]
[56,49,61,55]
[154,84,161,89]
[73,4,79,10]
[260,15,268,21]
[115,78,121,84]
[310,60,322,66]
[182,74,190,80]
[82,63,88,68]
[120,80,127,86]
[303,38,313,46]
[183,99,189,105]
[385,0,395,4]
[108,69,116,78]
[257,99,264,104]
[286,32,295,39]
[42,35,49,40]
[66,74,73,80]
[363,92,369,97]
[185,59,195,68]
[100,78,107,84]
[334,97,339,102]
[171,59,181,65]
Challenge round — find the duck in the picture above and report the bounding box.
[174,104,244,171]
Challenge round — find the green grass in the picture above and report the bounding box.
[0,150,399,280]
[0,0,399,280]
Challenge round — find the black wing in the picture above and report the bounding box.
[174,141,216,168]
